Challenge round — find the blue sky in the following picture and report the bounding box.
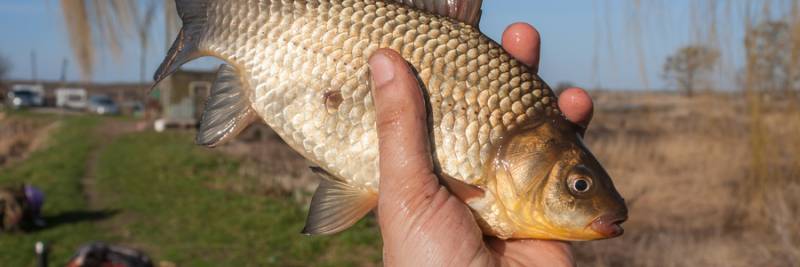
[0,0,752,90]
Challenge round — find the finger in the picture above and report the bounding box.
[369,49,440,207]
[558,87,594,132]
[502,22,541,72]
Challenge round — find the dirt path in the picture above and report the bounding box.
[80,119,140,209]
[80,136,103,209]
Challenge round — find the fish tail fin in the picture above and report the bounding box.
[152,0,212,87]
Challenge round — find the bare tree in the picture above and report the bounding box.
[0,55,9,102]
[0,55,9,82]
[59,1,176,80]
[135,1,158,82]
[745,20,800,95]
[662,45,720,97]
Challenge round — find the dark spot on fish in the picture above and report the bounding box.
[324,90,343,113]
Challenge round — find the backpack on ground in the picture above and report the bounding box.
[0,185,26,232]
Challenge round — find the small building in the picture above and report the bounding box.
[153,69,215,129]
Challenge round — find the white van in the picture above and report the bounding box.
[11,84,45,106]
[56,88,88,110]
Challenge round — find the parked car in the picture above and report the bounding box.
[10,84,44,106]
[55,88,88,110]
[87,95,119,115]
[6,90,37,109]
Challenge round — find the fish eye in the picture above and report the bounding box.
[574,179,590,192]
[568,175,593,195]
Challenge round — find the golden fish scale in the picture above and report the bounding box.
[203,0,560,189]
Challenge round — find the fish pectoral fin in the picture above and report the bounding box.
[440,173,485,202]
[302,167,377,235]
[394,0,484,27]
[196,64,257,147]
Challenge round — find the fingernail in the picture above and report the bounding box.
[369,52,395,88]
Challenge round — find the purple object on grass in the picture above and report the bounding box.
[24,185,44,218]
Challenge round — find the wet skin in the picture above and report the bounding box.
[372,23,594,267]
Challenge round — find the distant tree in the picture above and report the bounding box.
[744,20,799,95]
[135,1,158,82]
[59,0,174,79]
[0,55,9,81]
[662,45,719,97]
[0,55,8,102]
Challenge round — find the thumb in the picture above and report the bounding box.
[369,49,441,225]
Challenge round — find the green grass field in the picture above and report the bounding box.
[0,115,381,266]
[0,116,107,266]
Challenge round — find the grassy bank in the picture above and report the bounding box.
[0,116,107,266]
[93,131,381,266]
[1,116,381,266]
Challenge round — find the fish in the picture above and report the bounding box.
[154,0,627,241]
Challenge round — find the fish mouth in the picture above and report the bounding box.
[589,213,627,238]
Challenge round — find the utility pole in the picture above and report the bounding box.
[60,58,68,82]
[30,51,37,82]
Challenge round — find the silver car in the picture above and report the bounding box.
[87,95,120,115]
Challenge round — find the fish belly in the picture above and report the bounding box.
[202,0,560,190]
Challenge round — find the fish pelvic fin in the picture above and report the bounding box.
[196,64,257,147]
[440,173,485,202]
[302,167,377,235]
[152,0,211,88]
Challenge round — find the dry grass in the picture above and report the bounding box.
[0,114,56,166]
[215,124,319,203]
[575,91,800,266]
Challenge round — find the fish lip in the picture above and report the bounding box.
[589,213,628,238]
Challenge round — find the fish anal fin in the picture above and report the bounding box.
[196,64,257,147]
[394,0,483,27]
[440,173,485,202]
[303,167,377,235]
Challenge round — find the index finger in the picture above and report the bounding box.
[502,22,541,72]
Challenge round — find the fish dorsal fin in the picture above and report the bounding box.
[394,0,484,27]
[196,64,257,147]
[152,0,211,87]
[302,167,378,235]
[440,173,485,202]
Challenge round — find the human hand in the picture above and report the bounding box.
[369,23,593,266]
